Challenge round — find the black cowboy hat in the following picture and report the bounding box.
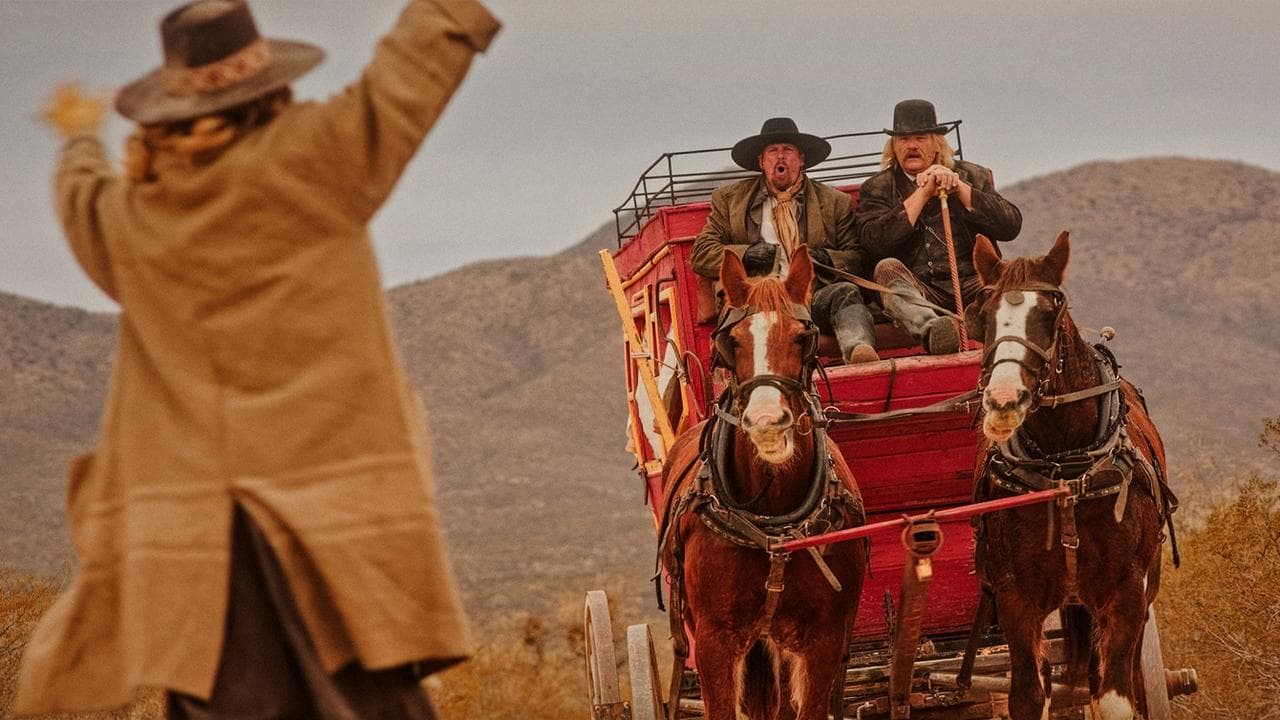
[730,117,832,171]
[884,99,951,136]
[116,0,324,125]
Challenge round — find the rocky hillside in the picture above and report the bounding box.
[1,158,1275,620]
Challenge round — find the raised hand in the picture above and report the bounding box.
[41,83,106,139]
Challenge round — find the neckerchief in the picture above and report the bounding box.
[765,175,804,260]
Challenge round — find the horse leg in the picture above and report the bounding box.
[995,593,1052,720]
[780,635,844,720]
[1091,589,1148,720]
[694,629,760,720]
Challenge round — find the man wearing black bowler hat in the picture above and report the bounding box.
[691,117,879,364]
[855,99,1022,354]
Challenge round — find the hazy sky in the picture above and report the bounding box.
[3,1,1278,311]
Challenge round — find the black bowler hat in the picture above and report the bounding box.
[730,117,832,171]
[884,99,951,136]
[116,0,324,125]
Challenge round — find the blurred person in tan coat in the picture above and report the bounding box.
[22,0,499,717]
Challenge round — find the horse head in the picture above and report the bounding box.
[714,247,817,465]
[968,231,1072,442]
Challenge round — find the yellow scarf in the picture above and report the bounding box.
[766,176,804,260]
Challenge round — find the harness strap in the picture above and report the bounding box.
[1041,379,1124,409]
[1057,486,1082,604]
[666,579,687,720]
[759,553,790,639]
[826,388,980,424]
[804,545,843,592]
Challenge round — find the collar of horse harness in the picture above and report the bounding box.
[711,302,821,413]
[977,281,1070,411]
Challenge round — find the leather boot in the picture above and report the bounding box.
[881,281,937,341]
[924,316,961,354]
[832,303,879,364]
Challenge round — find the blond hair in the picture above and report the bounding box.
[124,88,292,183]
[880,133,956,171]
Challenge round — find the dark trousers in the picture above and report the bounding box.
[167,508,440,720]
[810,281,869,334]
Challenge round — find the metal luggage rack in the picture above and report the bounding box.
[612,121,964,245]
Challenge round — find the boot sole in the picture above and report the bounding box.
[926,319,961,354]
[847,345,880,364]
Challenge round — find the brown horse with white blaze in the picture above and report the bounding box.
[968,232,1172,720]
[659,249,867,720]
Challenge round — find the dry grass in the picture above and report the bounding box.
[1160,416,1280,719]
[1,567,58,714]
[434,579,670,720]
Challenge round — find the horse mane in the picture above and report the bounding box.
[989,255,1085,342]
[987,256,1041,293]
[743,276,799,316]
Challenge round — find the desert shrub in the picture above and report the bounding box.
[1160,417,1280,719]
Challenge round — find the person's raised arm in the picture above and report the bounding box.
[43,85,120,300]
[298,0,500,222]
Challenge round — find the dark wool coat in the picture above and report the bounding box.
[15,0,499,714]
[855,160,1022,297]
[689,176,865,288]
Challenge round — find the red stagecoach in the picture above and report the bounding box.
[584,125,1196,719]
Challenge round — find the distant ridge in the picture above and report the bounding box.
[2,157,1275,618]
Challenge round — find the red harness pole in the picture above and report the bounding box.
[777,486,1069,552]
[938,189,969,349]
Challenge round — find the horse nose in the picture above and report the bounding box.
[986,385,1029,411]
[743,406,793,431]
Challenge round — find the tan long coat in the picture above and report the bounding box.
[15,0,499,714]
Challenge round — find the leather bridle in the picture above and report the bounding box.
[711,302,820,415]
[976,281,1070,409]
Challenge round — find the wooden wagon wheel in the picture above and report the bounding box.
[627,623,665,720]
[583,590,626,719]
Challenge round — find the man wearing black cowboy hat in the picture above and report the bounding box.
[691,117,878,364]
[855,99,1022,354]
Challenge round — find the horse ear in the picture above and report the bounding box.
[1043,230,1070,285]
[784,245,814,305]
[973,234,1002,286]
[720,248,751,308]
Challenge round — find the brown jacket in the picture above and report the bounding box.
[15,0,499,714]
[855,160,1021,297]
[689,176,864,287]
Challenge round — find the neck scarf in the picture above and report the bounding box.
[765,175,804,259]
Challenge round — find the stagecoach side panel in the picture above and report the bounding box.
[611,206,719,515]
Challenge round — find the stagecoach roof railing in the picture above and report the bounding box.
[613,121,963,246]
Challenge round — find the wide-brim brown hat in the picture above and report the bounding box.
[884,99,951,136]
[116,0,324,125]
[730,117,832,171]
